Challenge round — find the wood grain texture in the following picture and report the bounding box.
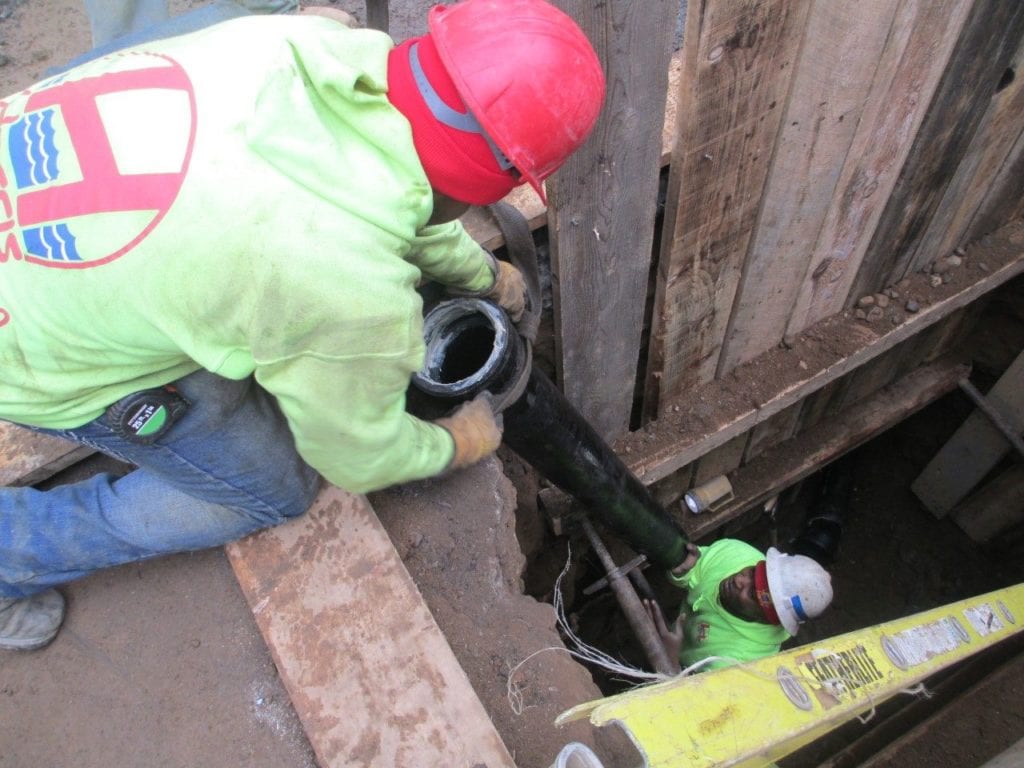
[645,0,812,413]
[718,0,902,374]
[786,0,974,333]
[226,487,516,768]
[546,0,677,440]
[852,0,1024,296]
[912,35,1024,268]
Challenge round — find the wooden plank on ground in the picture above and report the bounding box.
[852,0,1024,296]
[0,423,93,487]
[545,0,677,441]
[225,486,515,768]
[717,0,902,374]
[951,463,1024,542]
[911,347,1024,517]
[913,34,1024,267]
[786,0,974,333]
[643,0,812,413]
[682,357,969,541]
[619,220,1024,485]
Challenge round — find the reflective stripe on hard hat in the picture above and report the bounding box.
[790,594,809,622]
[407,42,514,172]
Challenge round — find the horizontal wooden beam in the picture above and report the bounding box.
[681,357,969,541]
[620,220,1024,485]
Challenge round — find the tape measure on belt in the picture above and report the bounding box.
[105,386,190,444]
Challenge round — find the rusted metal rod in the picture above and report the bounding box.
[958,378,1024,459]
[580,520,676,676]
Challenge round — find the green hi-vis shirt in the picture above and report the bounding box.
[668,539,789,672]
[0,15,496,493]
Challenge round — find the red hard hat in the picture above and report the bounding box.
[429,0,605,202]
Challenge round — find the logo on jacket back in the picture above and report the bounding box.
[0,52,196,269]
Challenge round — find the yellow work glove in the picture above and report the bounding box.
[436,395,503,470]
[485,260,527,322]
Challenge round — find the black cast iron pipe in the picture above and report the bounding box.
[412,298,689,570]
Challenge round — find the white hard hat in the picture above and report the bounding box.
[765,547,833,635]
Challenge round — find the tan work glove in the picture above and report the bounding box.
[436,395,503,470]
[485,260,527,322]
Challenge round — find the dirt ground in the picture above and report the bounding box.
[2,2,1024,767]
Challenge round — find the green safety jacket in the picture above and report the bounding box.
[0,15,495,492]
[669,539,789,671]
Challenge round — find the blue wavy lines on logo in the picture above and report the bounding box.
[8,109,61,189]
[23,224,81,262]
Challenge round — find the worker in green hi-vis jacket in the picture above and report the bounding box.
[645,540,834,673]
[0,0,605,650]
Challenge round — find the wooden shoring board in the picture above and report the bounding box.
[543,0,677,441]
[622,220,1024,486]
[225,486,516,768]
[0,425,93,487]
[783,0,974,333]
[911,346,1024,517]
[951,463,1024,542]
[914,33,1024,265]
[643,0,812,412]
[851,1,1024,297]
[968,120,1024,245]
[459,52,684,254]
[716,0,904,374]
[680,357,969,541]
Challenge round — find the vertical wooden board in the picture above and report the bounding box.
[226,486,516,768]
[912,36,1024,267]
[951,464,1024,542]
[836,345,907,411]
[852,0,1024,298]
[793,378,849,434]
[547,0,676,441]
[644,0,812,412]
[912,349,1024,517]
[692,433,748,485]
[743,401,802,463]
[786,0,974,333]
[718,1,901,374]
[968,125,1024,243]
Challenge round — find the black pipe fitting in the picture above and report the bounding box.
[411,298,689,570]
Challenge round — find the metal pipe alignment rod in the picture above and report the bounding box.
[411,297,689,570]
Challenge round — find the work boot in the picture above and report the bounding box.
[0,589,66,651]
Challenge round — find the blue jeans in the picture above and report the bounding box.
[0,371,321,598]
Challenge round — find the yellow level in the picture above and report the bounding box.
[557,583,1024,768]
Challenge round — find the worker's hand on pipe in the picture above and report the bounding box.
[643,599,684,665]
[436,395,503,470]
[670,542,701,576]
[485,260,527,322]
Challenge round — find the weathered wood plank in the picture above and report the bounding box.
[968,125,1024,244]
[913,34,1024,267]
[682,357,968,541]
[226,486,516,768]
[622,220,1024,485]
[852,0,1024,296]
[545,0,677,440]
[911,347,1024,517]
[644,0,812,412]
[459,52,684,253]
[718,0,902,373]
[786,0,974,332]
[0,424,93,487]
[951,464,1024,542]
